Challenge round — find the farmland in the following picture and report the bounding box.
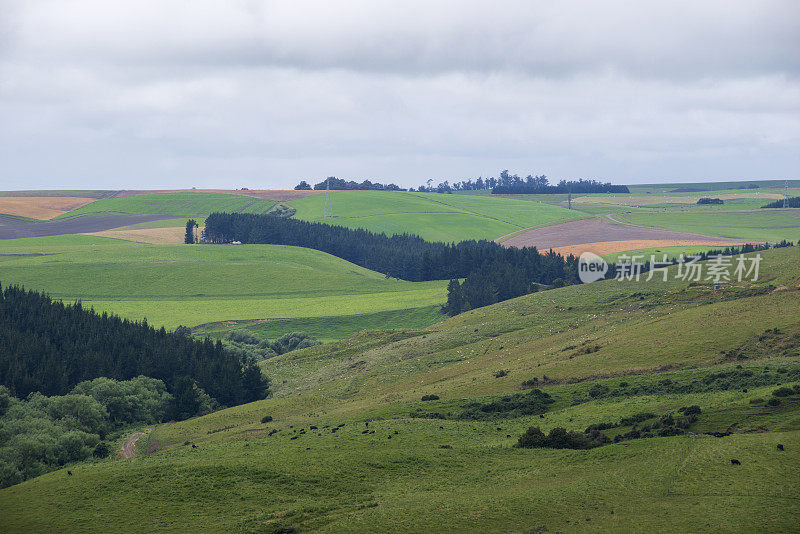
[0,235,447,330]
[1,246,798,532]
[58,191,279,219]
[288,190,583,242]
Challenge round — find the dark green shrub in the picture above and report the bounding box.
[679,405,702,415]
[92,441,111,458]
[767,397,782,406]
[494,370,509,378]
[421,394,440,401]
[261,415,273,423]
[772,386,795,397]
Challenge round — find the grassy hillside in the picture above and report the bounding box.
[57,192,277,219]
[2,247,798,532]
[0,235,446,330]
[288,190,582,241]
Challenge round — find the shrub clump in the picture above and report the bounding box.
[421,394,440,401]
[517,426,608,450]
[459,389,554,420]
[261,415,273,423]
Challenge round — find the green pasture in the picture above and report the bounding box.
[1,247,799,532]
[287,190,582,241]
[56,192,277,219]
[0,235,446,330]
[195,305,446,342]
[614,209,800,242]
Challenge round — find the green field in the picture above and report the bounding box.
[614,210,800,242]
[57,192,277,219]
[287,190,583,241]
[2,247,799,532]
[0,235,446,330]
[195,306,446,342]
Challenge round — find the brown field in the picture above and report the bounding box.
[0,196,98,220]
[113,189,325,201]
[503,217,745,251]
[548,239,747,257]
[81,227,189,245]
[573,192,783,206]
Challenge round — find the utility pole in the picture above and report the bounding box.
[784,180,789,209]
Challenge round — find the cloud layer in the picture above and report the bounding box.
[1,0,798,189]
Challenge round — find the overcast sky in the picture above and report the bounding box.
[1,1,798,190]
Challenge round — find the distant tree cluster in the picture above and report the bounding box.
[763,197,800,209]
[697,197,724,205]
[414,171,629,195]
[184,219,198,244]
[0,284,269,408]
[294,177,406,191]
[219,330,321,363]
[203,212,580,313]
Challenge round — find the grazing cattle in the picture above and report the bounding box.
[310,426,318,430]
[268,429,278,436]
[191,444,197,449]
[393,430,399,434]
[497,427,502,431]
[777,444,784,451]
[539,414,545,418]
[369,430,375,434]
[507,435,511,438]
[67,471,72,476]
[388,435,392,439]
[317,433,322,436]
[290,436,298,440]
[365,422,369,427]
[338,424,346,428]
[331,428,338,433]
[730,459,741,465]
[743,389,748,393]
[362,430,369,434]
[439,426,444,430]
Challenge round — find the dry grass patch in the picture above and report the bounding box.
[0,196,97,219]
[81,226,188,244]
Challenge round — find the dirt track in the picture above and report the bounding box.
[503,218,745,250]
[121,432,145,458]
[0,214,182,239]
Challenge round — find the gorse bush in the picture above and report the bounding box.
[459,389,554,420]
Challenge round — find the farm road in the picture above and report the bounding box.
[121,432,146,458]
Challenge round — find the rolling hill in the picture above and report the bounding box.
[1,246,797,532]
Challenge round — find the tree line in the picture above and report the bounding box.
[763,197,800,209]
[295,177,406,191]
[0,284,269,408]
[203,212,580,313]
[415,171,629,195]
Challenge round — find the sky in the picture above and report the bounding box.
[1,0,798,190]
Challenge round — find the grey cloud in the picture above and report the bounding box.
[0,1,798,189]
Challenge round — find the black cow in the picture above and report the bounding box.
[777,444,784,451]
[730,459,741,465]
